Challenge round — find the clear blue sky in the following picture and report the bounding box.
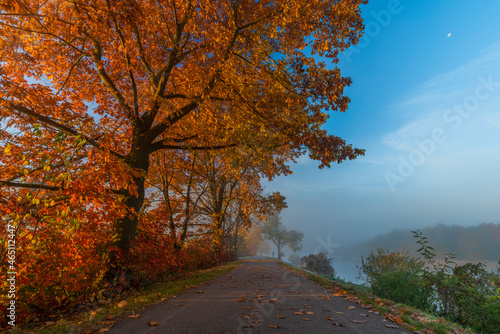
[265,0,500,255]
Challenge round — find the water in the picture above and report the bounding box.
[332,260,364,284]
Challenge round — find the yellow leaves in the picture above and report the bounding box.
[3,143,11,155]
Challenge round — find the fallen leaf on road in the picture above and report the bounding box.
[242,324,253,328]
[148,321,159,326]
[197,290,203,294]
[336,312,344,314]
[243,306,252,309]
[302,318,310,321]
[117,300,127,308]
[175,304,184,307]
[301,298,309,300]
[348,306,355,310]
[360,313,368,317]
[385,324,399,329]
[240,294,246,298]
[326,316,334,320]
[268,325,280,329]
[276,315,286,319]
[321,296,330,300]
[306,311,314,315]
[351,320,367,324]
[128,314,140,319]
[329,322,346,327]
[237,298,247,302]
[294,311,304,315]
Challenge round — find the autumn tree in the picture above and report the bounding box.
[261,213,303,260]
[189,150,287,249]
[146,150,204,249]
[0,0,366,277]
[146,146,286,251]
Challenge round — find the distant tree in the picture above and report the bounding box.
[300,252,335,276]
[260,214,303,260]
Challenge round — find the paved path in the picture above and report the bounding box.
[110,260,412,333]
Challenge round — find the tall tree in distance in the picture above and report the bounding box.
[0,0,366,278]
[261,213,303,260]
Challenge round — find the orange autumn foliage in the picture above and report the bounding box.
[0,0,367,326]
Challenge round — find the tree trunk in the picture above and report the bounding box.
[104,151,149,282]
[277,237,282,260]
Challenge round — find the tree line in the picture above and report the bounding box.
[338,223,500,262]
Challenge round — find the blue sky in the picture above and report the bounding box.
[265,0,500,255]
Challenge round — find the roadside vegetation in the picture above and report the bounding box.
[289,230,500,334]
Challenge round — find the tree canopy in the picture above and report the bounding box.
[1,0,365,281]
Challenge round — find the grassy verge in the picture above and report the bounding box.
[279,261,475,334]
[16,261,241,334]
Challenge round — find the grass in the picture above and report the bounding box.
[16,261,241,334]
[279,261,476,334]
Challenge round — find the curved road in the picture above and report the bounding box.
[109,260,413,333]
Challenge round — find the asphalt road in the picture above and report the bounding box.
[109,260,413,334]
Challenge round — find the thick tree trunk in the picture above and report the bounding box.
[104,151,149,282]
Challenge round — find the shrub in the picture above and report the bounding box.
[413,230,500,333]
[440,263,500,333]
[300,252,335,277]
[359,248,434,310]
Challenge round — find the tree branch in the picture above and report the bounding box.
[149,141,238,153]
[4,101,126,160]
[0,180,128,195]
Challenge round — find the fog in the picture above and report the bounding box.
[260,1,500,281]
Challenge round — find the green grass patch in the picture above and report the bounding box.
[17,261,241,334]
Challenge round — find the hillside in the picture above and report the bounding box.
[337,223,500,263]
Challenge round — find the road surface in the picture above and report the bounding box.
[109,260,412,333]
